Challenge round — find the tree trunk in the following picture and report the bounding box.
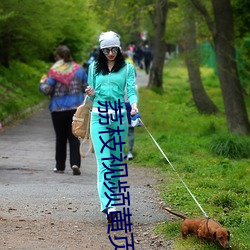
[147,0,169,89]
[191,0,250,134]
[184,4,218,114]
[212,0,250,134]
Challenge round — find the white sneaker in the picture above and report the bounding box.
[108,207,116,213]
[127,152,133,160]
[106,207,116,223]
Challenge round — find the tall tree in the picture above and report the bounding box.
[191,0,250,134]
[184,1,218,114]
[148,0,176,89]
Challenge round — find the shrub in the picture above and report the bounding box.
[210,135,250,158]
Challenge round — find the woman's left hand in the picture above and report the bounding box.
[131,103,138,116]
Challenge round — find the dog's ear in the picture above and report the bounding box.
[213,231,217,240]
[227,230,230,240]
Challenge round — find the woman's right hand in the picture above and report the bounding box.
[85,86,95,97]
[40,74,47,83]
[131,103,138,116]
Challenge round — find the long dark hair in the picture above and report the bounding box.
[95,48,126,75]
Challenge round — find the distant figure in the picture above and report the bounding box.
[123,51,137,160]
[87,46,99,67]
[143,44,152,74]
[134,45,144,69]
[39,45,88,175]
[126,44,134,64]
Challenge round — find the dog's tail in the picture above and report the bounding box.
[161,206,187,220]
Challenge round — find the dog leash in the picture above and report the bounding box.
[139,118,209,218]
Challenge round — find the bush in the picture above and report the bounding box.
[210,134,250,159]
[0,60,49,123]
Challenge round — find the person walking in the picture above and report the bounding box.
[143,44,152,74]
[123,52,137,160]
[125,101,135,160]
[39,45,88,175]
[85,31,138,222]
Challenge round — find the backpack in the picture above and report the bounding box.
[72,95,93,158]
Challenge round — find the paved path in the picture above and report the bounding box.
[0,71,173,249]
[135,68,149,88]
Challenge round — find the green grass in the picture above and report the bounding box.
[132,58,250,250]
[0,60,50,123]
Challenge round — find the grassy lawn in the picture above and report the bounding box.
[131,58,250,250]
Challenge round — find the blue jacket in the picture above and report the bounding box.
[39,67,88,112]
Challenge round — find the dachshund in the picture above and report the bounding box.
[162,206,231,249]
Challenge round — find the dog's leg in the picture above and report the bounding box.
[181,231,188,240]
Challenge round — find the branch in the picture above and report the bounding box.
[167,1,178,9]
[190,0,216,37]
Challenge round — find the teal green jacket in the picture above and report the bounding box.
[87,62,138,108]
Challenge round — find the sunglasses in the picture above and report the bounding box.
[102,47,119,55]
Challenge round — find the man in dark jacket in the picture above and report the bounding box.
[143,44,152,74]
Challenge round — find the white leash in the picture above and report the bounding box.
[139,118,209,218]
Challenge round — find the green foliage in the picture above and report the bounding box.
[0,0,100,66]
[236,37,250,95]
[210,134,250,159]
[232,0,250,39]
[165,0,213,45]
[165,3,184,44]
[92,0,156,46]
[133,58,250,249]
[0,60,49,122]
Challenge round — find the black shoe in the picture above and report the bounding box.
[72,165,81,175]
[53,168,64,173]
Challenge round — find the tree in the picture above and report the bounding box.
[91,0,155,48]
[191,0,250,134]
[148,0,177,89]
[184,1,218,114]
[0,0,98,66]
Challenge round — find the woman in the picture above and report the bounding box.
[39,45,88,175]
[85,31,138,222]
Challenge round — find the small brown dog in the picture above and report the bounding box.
[162,207,231,249]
